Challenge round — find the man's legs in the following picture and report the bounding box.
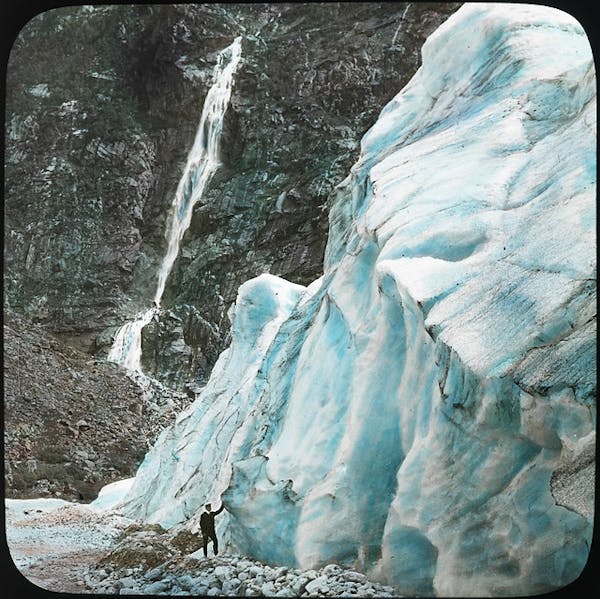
[202,533,209,557]
[211,531,219,555]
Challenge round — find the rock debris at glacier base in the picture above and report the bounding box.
[6,496,398,596]
[120,4,595,596]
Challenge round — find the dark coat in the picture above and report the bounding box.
[200,504,224,534]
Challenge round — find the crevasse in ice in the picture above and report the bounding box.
[120,5,595,595]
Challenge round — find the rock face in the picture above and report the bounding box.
[4,310,144,501]
[4,2,459,387]
[3,309,190,501]
[120,5,595,596]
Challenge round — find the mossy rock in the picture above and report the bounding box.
[120,522,166,537]
[100,542,171,569]
[170,529,203,553]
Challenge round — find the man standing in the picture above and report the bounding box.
[200,502,225,557]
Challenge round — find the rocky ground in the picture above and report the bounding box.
[3,309,192,501]
[6,498,400,597]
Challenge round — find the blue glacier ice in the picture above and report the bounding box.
[119,4,595,595]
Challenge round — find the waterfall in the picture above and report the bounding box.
[106,308,155,372]
[154,36,243,304]
[107,36,243,373]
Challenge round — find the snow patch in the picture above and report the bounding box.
[89,477,135,512]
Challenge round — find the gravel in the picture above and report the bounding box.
[6,497,401,596]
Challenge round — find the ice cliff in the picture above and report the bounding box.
[121,4,596,596]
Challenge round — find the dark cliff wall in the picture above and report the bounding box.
[5,3,461,388]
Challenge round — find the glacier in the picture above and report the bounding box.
[120,4,596,596]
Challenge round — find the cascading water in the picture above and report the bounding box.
[107,36,243,374]
[107,308,155,373]
[154,36,243,305]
